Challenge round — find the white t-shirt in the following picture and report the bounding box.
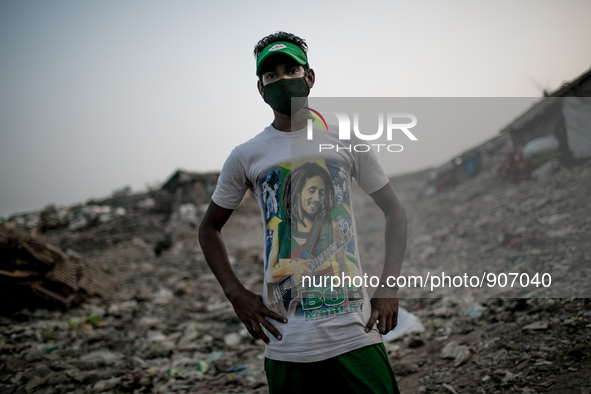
[212,123,389,362]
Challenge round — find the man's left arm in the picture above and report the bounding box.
[364,183,407,334]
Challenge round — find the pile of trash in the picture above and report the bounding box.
[4,203,130,233]
[67,205,127,232]
[0,222,269,393]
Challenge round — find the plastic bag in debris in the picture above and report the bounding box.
[382,307,425,342]
[137,197,156,209]
[522,135,559,160]
[463,302,485,318]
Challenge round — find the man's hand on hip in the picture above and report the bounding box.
[365,293,399,335]
[226,288,287,344]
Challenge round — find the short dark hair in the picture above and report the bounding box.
[254,32,309,80]
[254,31,308,60]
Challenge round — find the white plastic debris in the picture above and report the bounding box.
[137,197,156,209]
[382,307,425,342]
[522,135,560,160]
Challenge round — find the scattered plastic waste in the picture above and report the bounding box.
[168,361,209,378]
[463,302,485,318]
[382,307,425,342]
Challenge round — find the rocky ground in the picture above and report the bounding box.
[1,159,590,393]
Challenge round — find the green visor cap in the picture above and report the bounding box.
[256,41,309,76]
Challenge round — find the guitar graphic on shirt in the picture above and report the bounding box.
[266,228,353,316]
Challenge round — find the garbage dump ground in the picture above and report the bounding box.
[1,160,590,393]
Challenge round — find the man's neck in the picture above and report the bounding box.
[271,107,308,132]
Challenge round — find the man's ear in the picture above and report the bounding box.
[257,79,264,98]
[306,68,315,89]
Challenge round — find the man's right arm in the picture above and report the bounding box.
[198,201,287,344]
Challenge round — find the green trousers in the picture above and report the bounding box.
[265,343,400,394]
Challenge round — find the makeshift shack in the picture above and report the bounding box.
[504,68,591,164]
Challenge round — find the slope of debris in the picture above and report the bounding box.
[1,160,590,393]
[354,159,591,393]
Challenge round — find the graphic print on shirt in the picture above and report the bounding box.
[260,157,365,320]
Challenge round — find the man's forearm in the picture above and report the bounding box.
[198,210,287,342]
[365,185,405,333]
[369,184,408,283]
[381,204,407,281]
[198,225,246,299]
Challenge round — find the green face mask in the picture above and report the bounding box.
[263,77,310,115]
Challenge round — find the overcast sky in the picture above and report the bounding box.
[1,0,590,217]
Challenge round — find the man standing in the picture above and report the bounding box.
[199,31,406,393]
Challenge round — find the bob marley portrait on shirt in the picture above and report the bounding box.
[261,158,364,319]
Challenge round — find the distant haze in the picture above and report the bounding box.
[1,0,590,217]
